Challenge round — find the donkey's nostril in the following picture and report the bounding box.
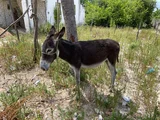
[40,60,50,71]
[41,66,47,71]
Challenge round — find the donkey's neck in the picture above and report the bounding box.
[58,39,75,63]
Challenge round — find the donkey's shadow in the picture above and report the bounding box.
[71,74,128,119]
[72,69,117,103]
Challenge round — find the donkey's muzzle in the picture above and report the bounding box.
[40,59,50,71]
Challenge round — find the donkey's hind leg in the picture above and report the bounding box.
[71,65,80,85]
[70,65,81,99]
[105,60,117,90]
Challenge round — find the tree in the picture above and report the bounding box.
[61,0,78,42]
[31,0,39,63]
[142,0,156,28]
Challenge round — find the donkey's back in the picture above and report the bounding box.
[79,39,120,67]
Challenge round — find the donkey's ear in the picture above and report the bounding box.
[57,27,65,39]
[48,26,56,35]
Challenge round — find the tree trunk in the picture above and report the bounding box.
[61,0,78,42]
[155,23,159,44]
[136,21,142,41]
[32,0,39,63]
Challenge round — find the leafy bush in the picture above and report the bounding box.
[84,0,156,27]
[153,9,160,19]
[39,22,52,34]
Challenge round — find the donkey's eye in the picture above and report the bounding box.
[46,48,54,53]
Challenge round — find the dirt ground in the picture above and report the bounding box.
[0,28,12,38]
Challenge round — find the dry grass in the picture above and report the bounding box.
[0,96,29,120]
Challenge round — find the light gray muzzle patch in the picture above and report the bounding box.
[40,58,50,71]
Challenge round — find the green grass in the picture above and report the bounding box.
[0,35,36,73]
[0,26,160,119]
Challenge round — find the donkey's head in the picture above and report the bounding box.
[40,26,65,71]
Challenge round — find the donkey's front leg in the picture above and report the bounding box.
[106,60,117,91]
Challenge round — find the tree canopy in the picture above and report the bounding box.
[83,0,156,28]
[153,8,160,19]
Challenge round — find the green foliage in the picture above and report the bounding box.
[54,3,62,30]
[142,0,156,27]
[153,9,160,19]
[85,1,110,26]
[84,0,156,27]
[39,22,52,35]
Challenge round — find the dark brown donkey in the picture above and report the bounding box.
[40,26,120,89]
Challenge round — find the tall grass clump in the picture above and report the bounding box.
[0,35,38,73]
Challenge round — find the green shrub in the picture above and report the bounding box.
[39,22,52,34]
[84,0,156,27]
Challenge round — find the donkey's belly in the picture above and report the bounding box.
[81,58,107,68]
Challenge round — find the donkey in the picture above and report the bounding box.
[40,26,120,89]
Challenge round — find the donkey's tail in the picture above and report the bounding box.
[116,45,120,62]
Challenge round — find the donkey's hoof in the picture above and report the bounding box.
[109,86,115,93]
[109,89,113,93]
[109,89,114,93]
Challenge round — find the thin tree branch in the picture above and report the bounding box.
[8,0,20,41]
[0,5,30,37]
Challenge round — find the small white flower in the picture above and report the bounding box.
[98,114,103,120]
[73,112,78,120]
